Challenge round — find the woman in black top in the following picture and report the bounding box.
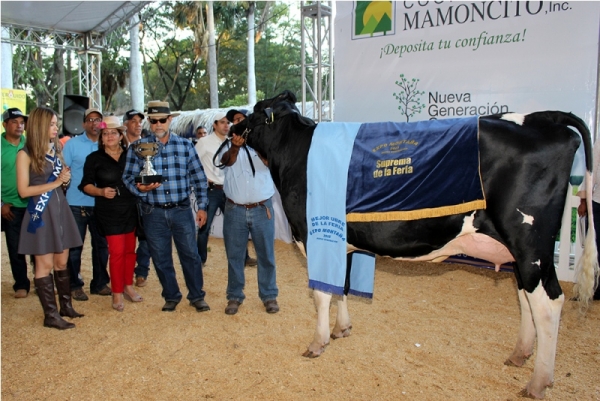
[80,116,143,312]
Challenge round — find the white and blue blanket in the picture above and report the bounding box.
[306,117,484,298]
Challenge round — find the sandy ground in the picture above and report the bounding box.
[1,235,599,400]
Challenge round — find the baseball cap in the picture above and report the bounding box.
[226,109,248,123]
[213,112,227,123]
[84,108,103,119]
[2,108,28,122]
[123,109,145,122]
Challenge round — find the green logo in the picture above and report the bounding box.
[393,74,426,122]
[353,1,395,39]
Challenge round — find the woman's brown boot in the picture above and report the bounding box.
[54,269,84,318]
[34,275,75,330]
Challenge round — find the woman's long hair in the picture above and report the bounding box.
[25,107,61,174]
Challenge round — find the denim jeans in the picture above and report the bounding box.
[67,206,110,292]
[223,197,278,303]
[140,201,205,303]
[1,207,30,292]
[197,187,226,264]
[134,237,151,279]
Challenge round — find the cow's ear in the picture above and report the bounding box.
[285,90,297,104]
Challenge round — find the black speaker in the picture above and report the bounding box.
[63,95,89,136]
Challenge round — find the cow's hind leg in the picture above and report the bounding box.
[303,289,332,358]
[505,289,536,367]
[520,284,563,399]
[331,295,352,339]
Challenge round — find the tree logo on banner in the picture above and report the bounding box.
[353,1,395,39]
[393,74,426,122]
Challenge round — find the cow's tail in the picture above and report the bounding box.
[547,112,599,310]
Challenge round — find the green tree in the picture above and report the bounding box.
[217,2,302,105]
[101,35,130,111]
[139,3,203,110]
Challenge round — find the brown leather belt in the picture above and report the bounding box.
[227,198,267,208]
[208,182,223,190]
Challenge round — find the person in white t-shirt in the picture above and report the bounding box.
[195,110,257,267]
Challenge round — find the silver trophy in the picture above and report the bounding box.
[134,143,163,184]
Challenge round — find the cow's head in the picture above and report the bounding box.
[228,90,315,159]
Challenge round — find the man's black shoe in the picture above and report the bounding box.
[162,301,179,312]
[91,286,112,296]
[191,299,210,312]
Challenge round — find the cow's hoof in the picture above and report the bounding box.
[518,387,545,399]
[302,343,326,358]
[330,328,351,339]
[302,349,321,358]
[504,353,531,367]
[504,358,520,367]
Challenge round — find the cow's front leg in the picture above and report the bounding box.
[331,295,352,339]
[505,289,536,367]
[303,289,332,357]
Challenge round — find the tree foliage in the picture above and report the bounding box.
[7,1,303,113]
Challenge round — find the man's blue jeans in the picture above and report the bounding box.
[134,237,151,279]
[197,188,226,264]
[1,207,30,292]
[140,202,205,303]
[223,197,278,303]
[67,206,110,292]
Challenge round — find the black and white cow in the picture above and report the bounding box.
[229,90,598,399]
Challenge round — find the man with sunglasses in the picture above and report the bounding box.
[122,100,210,313]
[63,108,111,301]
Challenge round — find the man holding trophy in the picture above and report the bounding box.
[122,100,210,313]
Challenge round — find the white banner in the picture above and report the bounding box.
[334,1,600,131]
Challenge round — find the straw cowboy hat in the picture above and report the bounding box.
[98,115,126,132]
[145,100,180,118]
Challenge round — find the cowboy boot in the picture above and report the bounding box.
[34,275,75,330]
[54,269,84,318]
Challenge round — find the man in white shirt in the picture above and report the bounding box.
[195,110,257,267]
[218,116,279,315]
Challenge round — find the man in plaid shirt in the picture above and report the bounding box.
[123,100,210,312]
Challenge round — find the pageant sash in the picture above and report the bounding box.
[27,153,62,233]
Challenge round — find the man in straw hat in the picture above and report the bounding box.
[122,100,210,312]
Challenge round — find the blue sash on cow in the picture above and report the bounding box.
[306,117,486,298]
[346,116,485,222]
[307,122,376,298]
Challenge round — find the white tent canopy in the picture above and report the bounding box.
[1,1,150,108]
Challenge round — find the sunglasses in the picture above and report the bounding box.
[86,118,102,123]
[148,117,169,124]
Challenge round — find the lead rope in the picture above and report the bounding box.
[212,138,256,177]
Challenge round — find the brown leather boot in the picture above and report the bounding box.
[54,269,84,318]
[34,275,75,330]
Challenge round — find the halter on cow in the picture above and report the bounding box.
[228,90,599,399]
